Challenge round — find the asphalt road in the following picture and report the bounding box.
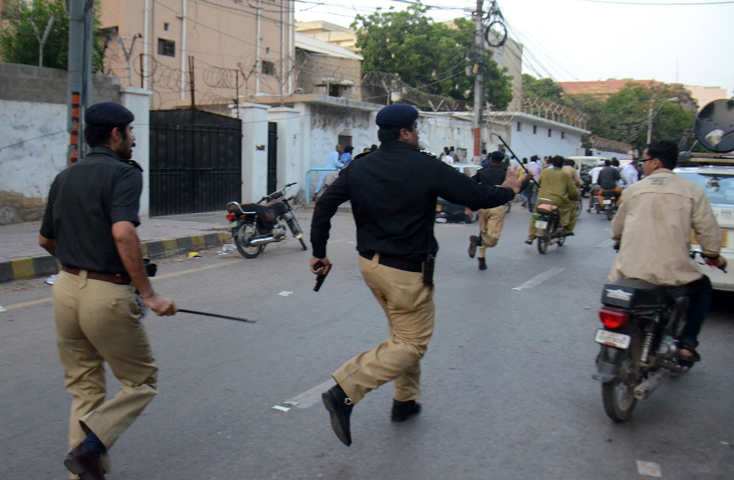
[1,205,732,480]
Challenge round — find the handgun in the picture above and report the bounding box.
[313,262,331,292]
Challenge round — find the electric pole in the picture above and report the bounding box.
[67,0,94,164]
[473,0,484,163]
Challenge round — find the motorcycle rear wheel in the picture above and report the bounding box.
[606,206,614,220]
[234,223,264,259]
[601,336,641,422]
[537,235,548,254]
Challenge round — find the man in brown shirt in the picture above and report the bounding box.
[609,141,726,362]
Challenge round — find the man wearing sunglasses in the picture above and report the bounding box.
[608,141,726,364]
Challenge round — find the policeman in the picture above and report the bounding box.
[311,103,522,447]
[39,102,177,480]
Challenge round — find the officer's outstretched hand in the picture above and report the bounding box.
[144,294,178,316]
[501,166,523,194]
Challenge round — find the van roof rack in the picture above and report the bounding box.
[678,151,734,167]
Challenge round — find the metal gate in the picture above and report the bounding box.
[267,122,277,194]
[149,109,242,216]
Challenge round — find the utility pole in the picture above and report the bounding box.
[646,98,654,146]
[473,0,484,163]
[67,0,94,164]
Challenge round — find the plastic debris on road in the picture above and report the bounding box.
[222,244,236,251]
[187,252,201,258]
[277,291,294,297]
[45,274,57,285]
[271,405,290,413]
[636,461,662,477]
[0,305,6,313]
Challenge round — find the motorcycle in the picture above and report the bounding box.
[226,182,307,259]
[600,189,619,220]
[532,198,566,254]
[593,276,693,422]
[579,170,592,198]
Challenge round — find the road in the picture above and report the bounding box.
[1,205,732,480]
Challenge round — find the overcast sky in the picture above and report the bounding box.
[294,0,734,100]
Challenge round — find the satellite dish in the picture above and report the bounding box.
[694,98,734,153]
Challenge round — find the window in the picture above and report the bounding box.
[517,122,522,132]
[262,60,275,76]
[561,131,566,139]
[338,135,352,148]
[329,84,349,97]
[266,47,270,54]
[157,38,175,57]
[163,22,170,31]
[533,125,537,134]
[548,129,552,138]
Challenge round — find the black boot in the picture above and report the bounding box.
[322,384,353,446]
[391,399,422,422]
[468,235,480,258]
[478,257,487,270]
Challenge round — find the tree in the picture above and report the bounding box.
[598,83,694,151]
[0,0,105,72]
[352,4,513,110]
[521,74,566,105]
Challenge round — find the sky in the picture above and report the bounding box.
[294,0,734,100]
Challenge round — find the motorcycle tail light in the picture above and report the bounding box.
[599,308,629,329]
[226,213,236,221]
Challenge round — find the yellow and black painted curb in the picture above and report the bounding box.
[0,232,232,284]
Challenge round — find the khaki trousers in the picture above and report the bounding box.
[477,205,506,258]
[54,270,157,473]
[333,254,435,404]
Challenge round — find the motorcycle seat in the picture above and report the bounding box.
[601,278,668,310]
[537,204,558,213]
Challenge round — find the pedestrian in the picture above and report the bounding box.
[341,145,354,167]
[38,102,177,480]
[621,159,639,185]
[442,148,455,165]
[468,151,525,270]
[311,104,521,447]
[315,144,344,196]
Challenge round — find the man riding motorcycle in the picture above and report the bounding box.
[525,155,579,244]
[597,159,623,205]
[609,141,726,364]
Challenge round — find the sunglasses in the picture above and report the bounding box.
[640,157,656,163]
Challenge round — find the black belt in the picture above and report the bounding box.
[360,252,423,273]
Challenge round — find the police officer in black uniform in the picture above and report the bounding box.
[39,102,177,480]
[311,104,522,447]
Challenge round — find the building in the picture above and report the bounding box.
[295,20,357,52]
[98,0,295,110]
[684,85,728,111]
[557,79,663,100]
[294,33,363,101]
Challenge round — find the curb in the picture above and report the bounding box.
[0,231,232,284]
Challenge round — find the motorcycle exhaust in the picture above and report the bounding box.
[633,369,669,400]
[249,236,274,246]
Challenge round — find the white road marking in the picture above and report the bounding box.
[636,460,662,477]
[271,405,291,413]
[595,239,615,249]
[281,379,336,411]
[512,268,564,291]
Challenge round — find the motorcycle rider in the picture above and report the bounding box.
[525,155,580,244]
[597,159,623,205]
[609,141,726,364]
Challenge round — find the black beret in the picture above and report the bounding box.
[85,102,134,126]
[376,103,419,129]
[490,151,505,161]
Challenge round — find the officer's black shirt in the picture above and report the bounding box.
[311,140,514,262]
[40,147,142,274]
[473,164,506,188]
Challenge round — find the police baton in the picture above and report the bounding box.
[497,135,540,188]
[178,309,256,324]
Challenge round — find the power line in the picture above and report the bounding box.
[574,0,734,5]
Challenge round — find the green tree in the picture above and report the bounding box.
[353,4,513,110]
[521,74,566,105]
[0,0,105,72]
[598,83,694,151]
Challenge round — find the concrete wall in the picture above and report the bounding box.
[0,64,123,224]
[268,107,303,193]
[508,115,586,161]
[238,103,270,203]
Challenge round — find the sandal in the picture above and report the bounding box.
[524,239,534,245]
[677,345,701,367]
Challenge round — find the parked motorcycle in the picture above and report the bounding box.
[593,277,693,422]
[532,198,566,254]
[226,182,307,259]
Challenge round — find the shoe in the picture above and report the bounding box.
[524,239,533,245]
[391,400,422,422]
[565,232,574,237]
[468,235,479,258]
[63,444,106,480]
[478,257,487,270]
[322,384,353,446]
